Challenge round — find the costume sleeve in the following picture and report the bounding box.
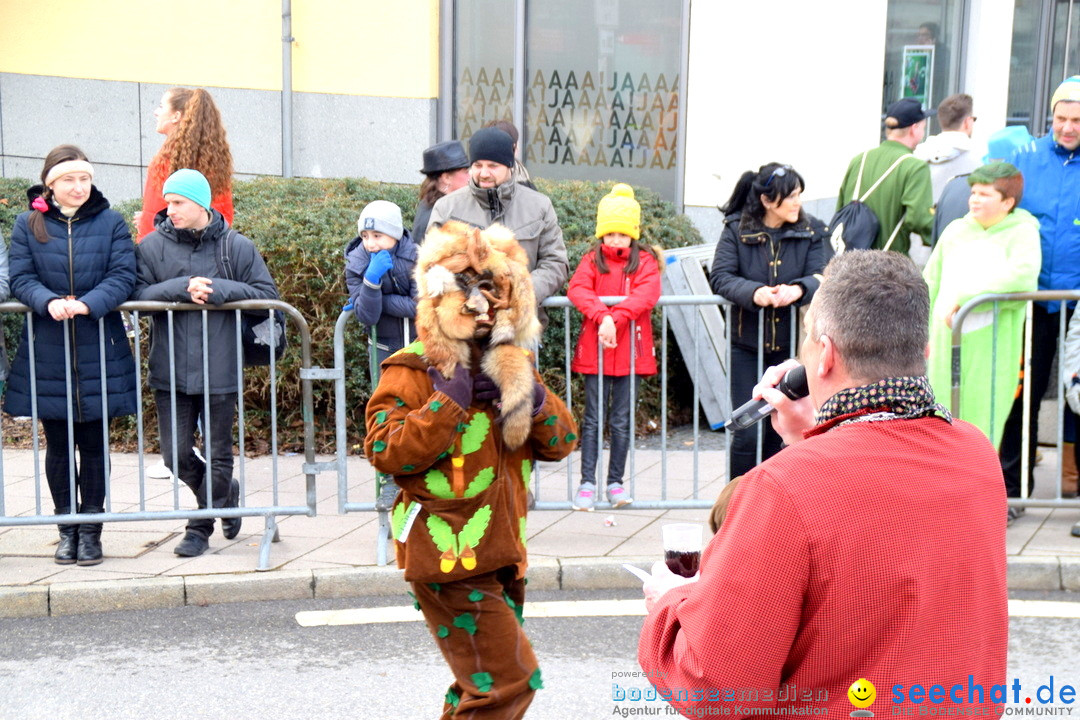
[566,253,610,323]
[526,368,579,462]
[901,162,935,242]
[638,471,810,714]
[527,201,569,305]
[611,251,661,327]
[709,224,762,311]
[207,236,280,303]
[922,228,945,311]
[77,212,136,320]
[365,362,470,476]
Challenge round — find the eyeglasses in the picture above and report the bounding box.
[764,165,793,187]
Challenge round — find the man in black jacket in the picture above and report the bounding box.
[134,169,280,557]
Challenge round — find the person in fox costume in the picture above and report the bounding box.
[365,220,578,719]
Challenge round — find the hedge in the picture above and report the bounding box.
[0,175,703,452]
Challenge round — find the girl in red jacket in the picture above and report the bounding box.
[568,184,662,510]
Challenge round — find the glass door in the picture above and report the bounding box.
[1007,0,1080,135]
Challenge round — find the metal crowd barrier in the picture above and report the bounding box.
[0,299,317,571]
[332,295,803,565]
[952,290,1080,510]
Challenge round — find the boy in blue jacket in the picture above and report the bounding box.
[344,200,418,366]
[344,200,418,511]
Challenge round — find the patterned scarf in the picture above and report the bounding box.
[813,375,952,432]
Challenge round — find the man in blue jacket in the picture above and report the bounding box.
[998,75,1080,535]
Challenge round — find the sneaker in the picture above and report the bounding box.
[1007,506,1025,526]
[607,484,633,508]
[145,460,172,479]
[572,482,597,512]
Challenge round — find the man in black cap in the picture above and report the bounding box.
[427,127,568,329]
[414,140,471,243]
[836,98,935,254]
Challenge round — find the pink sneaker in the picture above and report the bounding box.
[572,483,596,511]
[607,484,633,508]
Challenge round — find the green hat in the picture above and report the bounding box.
[967,162,1021,186]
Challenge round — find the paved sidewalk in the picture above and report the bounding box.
[1,446,1078,618]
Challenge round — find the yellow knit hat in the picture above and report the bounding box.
[595,183,641,240]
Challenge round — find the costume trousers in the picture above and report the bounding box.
[728,345,788,479]
[41,418,107,509]
[412,566,539,720]
[154,390,236,537]
[998,304,1074,497]
[579,374,639,487]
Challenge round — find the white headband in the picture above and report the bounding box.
[44,160,94,187]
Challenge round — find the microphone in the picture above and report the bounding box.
[724,365,809,430]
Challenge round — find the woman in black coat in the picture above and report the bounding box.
[709,163,826,479]
[4,145,137,566]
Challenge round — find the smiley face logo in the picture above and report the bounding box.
[848,679,876,716]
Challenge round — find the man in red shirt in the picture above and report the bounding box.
[638,251,1007,718]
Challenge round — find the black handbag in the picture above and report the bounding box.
[215,229,287,367]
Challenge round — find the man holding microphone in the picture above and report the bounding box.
[638,251,1007,718]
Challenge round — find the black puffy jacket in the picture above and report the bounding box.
[709,211,826,353]
[5,185,137,421]
[134,210,280,395]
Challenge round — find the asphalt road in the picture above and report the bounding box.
[1,589,1078,720]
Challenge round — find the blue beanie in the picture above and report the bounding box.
[162,169,212,212]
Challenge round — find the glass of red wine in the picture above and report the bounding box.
[662,523,703,578]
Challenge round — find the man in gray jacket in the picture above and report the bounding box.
[135,170,280,557]
[428,127,568,328]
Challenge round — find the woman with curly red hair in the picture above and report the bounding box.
[135,87,234,240]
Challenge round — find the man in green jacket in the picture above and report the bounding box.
[837,98,935,254]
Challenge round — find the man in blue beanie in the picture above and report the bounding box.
[134,169,281,557]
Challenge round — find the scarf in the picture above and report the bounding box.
[811,375,952,435]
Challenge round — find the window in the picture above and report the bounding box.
[450,0,687,203]
[882,0,966,129]
[1007,0,1080,135]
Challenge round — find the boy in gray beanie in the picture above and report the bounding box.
[345,199,419,511]
[345,199,417,364]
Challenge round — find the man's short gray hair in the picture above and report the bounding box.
[811,251,929,381]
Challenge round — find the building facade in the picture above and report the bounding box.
[0,0,1076,237]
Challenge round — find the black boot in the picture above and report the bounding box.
[76,505,104,566]
[221,478,242,540]
[54,506,78,565]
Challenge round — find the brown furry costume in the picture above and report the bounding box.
[365,221,578,719]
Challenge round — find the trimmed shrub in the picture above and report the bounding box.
[1,175,704,452]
